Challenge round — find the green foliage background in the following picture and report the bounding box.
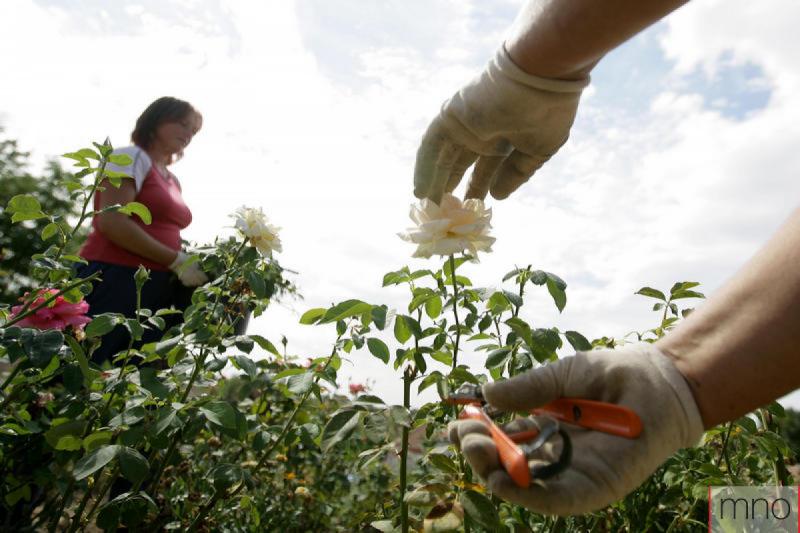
[0,132,87,303]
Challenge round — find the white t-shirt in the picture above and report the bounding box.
[106,145,152,193]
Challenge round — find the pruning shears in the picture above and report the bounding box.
[446,384,642,488]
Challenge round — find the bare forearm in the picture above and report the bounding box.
[97,213,178,266]
[657,207,800,428]
[506,0,688,79]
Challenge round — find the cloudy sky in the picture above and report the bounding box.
[2,0,799,408]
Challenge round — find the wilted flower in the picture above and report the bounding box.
[10,289,91,331]
[348,382,367,395]
[231,206,282,257]
[399,194,495,258]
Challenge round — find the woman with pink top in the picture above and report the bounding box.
[78,96,207,363]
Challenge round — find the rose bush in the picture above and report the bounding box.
[0,138,795,532]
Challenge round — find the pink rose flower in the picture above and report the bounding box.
[10,289,91,331]
[348,383,367,395]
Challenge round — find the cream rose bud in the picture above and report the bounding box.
[231,206,283,257]
[399,193,495,258]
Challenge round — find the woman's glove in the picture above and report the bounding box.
[169,251,208,287]
[448,343,704,515]
[414,46,589,203]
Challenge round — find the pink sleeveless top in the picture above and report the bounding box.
[80,165,193,271]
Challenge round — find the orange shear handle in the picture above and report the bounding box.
[459,404,530,487]
[532,398,642,439]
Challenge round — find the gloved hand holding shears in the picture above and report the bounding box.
[448,344,704,516]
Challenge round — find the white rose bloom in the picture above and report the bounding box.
[399,194,495,258]
[232,206,282,257]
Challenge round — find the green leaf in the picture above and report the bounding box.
[669,281,700,294]
[321,409,361,451]
[108,407,146,428]
[363,413,389,444]
[83,431,114,452]
[367,338,390,364]
[502,267,523,282]
[485,347,511,369]
[41,222,60,241]
[154,408,178,436]
[505,317,533,347]
[394,315,411,344]
[371,305,388,330]
[400,315,422,339]
[564,330,592,352]
[249,334,281,356]
[635,287,666,301]
[55,435,83,451]
[138,367,170,398]
[430,351,452,366]
[427,453,459,474]
[503,290,523,308]
[65,335,98,388]
[210,463,244,492]
[286,371,313,395]
[245,270,267,298]
[274,367,305,380]
[413,350,427,374]
[546,277,567,313]
[424,295,442,319]
[7,193,42,213]
[107,153,133,165]
[118,447,149,485]
[233,355,257,379]
[299,307,326,325]
[670,289,705,300]
[234,335,254,353]
[117,202,152,224]
[460,490,499,530]
[450,367,479,385]
[11,210,48,222]
[25,329,65,367]
[417,372,442,393]
[387,405,411,428]
[86,314,119,338]
[73,445,121,480]
[321,299,372,323]
[200,401,237,429]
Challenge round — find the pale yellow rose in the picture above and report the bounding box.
[231,206,282,257]
[399,194,495,258]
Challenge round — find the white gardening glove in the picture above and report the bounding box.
[168,251,208,287]
[414,46,589,203]
[448,343,704,516]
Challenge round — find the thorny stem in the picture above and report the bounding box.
[57,145,111,261]
[0,362,21,393]
[759,409,788,486]
[718,422,734,479]
[400,365,415,533]
[400,313,422,533]
[512,267,527,318]
[82,466,119,525]
[449,256,461,368]
[448,255,472,533]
